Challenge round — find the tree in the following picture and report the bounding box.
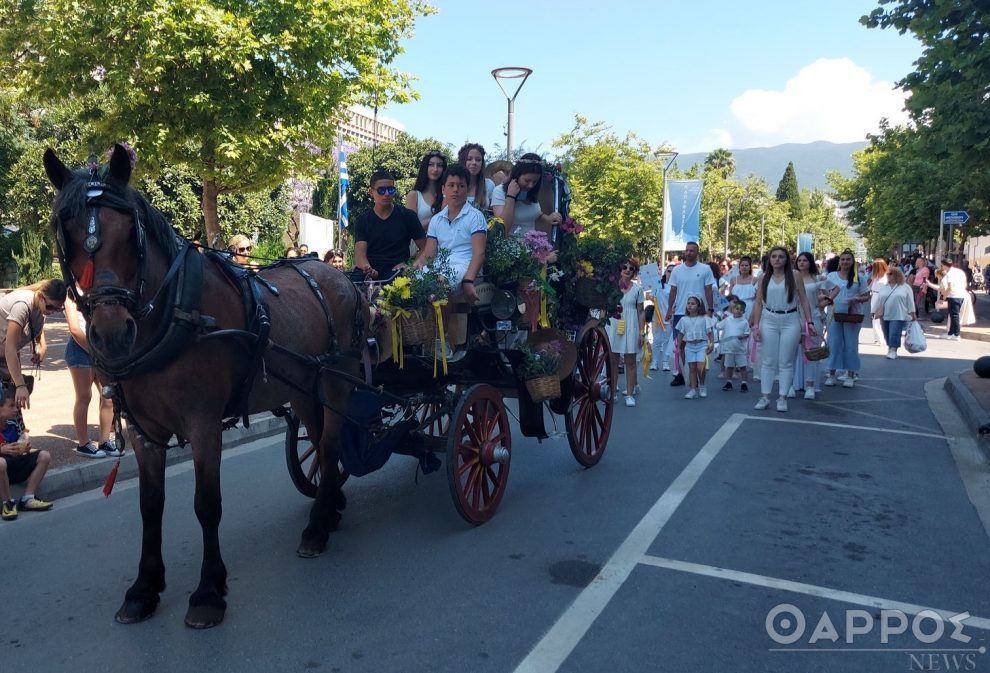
[704,148,735,180]
[775,162,803,219]
[0,0,432,246]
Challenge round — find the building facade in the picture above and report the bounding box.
[338,105,405,148]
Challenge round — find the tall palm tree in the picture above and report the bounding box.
[704,148,735,180]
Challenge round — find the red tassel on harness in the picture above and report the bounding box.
[102,459,120,497]
[79,257,95,291]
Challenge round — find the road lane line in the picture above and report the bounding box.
[511,414,747,673]
[639,555,990,631]
[853,382,928,399]
[809,402,941,434]
[742,415,946,439]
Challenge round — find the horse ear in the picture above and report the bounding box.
[43,148,72,191]
[108,143,133,184]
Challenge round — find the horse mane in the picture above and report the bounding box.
[52,167,181,259]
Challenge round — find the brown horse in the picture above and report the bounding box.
[44,145,368,628]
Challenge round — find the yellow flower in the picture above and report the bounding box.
[400,286,411,300]
[576,260,594,278]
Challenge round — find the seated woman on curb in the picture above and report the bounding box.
[415,164,487,360]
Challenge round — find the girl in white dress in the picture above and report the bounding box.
[675,295,714,400]
[606,258,646,408]
[793,252,830,399]
[404,150,447,231]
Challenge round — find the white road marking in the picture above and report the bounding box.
[821,396,927,403]
[742,415,946,439]
[511,414,747,673]
[640,555,990,631]
[812,401,940,433]
[854,382,927,399]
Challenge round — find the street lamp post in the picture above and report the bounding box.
[491,67,532,160]
[724,196,731,259]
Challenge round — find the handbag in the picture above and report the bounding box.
[833,310,864,324]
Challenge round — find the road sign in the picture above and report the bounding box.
[941,210,969,225]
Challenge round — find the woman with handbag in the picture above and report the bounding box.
[868,258,890,346]
[793,252,830,400]
[875,267,917,359]
[825,250,870,388]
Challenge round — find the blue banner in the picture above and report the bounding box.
[797,233,813,254]
[338,150,349,230]
[663,179,703,252]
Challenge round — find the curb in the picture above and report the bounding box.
[943,373,990,460]
[37,413,287,502]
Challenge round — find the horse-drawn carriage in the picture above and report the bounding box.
[42,144,615,628]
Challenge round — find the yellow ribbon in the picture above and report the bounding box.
[389,306,412,370]
[432,299,448,377]
[538,269,550,328]
[642,341,652,378]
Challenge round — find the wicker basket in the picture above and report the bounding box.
[805,344,830,361]
[399,309,436,346]
[575,278,607,308]
[525,375,561,402]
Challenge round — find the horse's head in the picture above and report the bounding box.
[44,144,169,365]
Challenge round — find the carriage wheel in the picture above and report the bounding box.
[446,384,511,525]
[410,400,450,437]
[565,326,614,467]
[284,411,348,499]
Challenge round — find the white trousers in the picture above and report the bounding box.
[760,311,802,397]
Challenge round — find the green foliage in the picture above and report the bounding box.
[341,132,452,225]
[704,148,735,180]
[552,115,668,261]
[775,162,803,219]
[0,0,433,242]
[517,340,563,379]
[484,230,541,286]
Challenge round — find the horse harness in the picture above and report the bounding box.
[53,176,366,441]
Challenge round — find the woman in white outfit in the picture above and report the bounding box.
[750,247,817,412]
[868,258,890,345]
[606,258,646,408]
[655,264,674,371]
[793,252,830,399]
[404,150,447,231]
[875,267,916,358]
[458,143,495,211]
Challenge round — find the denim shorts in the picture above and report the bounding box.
[65,338,94,368]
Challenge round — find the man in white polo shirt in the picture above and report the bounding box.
[665,242,716,386]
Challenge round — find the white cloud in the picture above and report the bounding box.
[714,58,908,149]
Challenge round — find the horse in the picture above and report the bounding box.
[44,145,368,628]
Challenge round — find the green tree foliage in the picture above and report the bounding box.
[775,161,803,219]
[704,148,735,180]
[0,0,432,246]
[553,116,669,260]
[333,132,451,225]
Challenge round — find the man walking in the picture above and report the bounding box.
[665,242,716,386]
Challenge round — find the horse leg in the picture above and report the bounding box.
[184,427,228,629]
[297,401,345,558]
[115,433,168,624]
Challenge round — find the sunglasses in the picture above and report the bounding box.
[236,246,252,253]
[621,264,635,271]
[44,302,62,312]
[375,186,397,196]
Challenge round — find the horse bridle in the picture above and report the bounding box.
[53,178,152,319]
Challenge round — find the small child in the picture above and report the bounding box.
[676,295,715,399]
[0,384,54,521]
[717,300,751,392]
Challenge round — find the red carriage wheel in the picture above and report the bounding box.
[410,400,450,437]
[284,410,348,499]
[446,384,511,525]
[565,325,614,467]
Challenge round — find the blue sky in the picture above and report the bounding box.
[382,0,922,158]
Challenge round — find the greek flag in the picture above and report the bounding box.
[338,150,349,230]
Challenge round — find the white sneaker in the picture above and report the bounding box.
[699,386,708,398]
[625,395,636,407]
[649,363,659,371]
[786,387,796,398]
[824,376,836,387]
[754,397,770,410]
[885,350,897,360]
[776,399,788,412]
[716,371,725,379]
[662,362,671,371]
[684,389,698,400]
[804,388,816,400]
[843,378,854,388]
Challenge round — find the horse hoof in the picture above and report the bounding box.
[185,596,226,629]
[296,540,325,558]
[115,599,158,624]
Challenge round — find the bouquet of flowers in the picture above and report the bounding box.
[570,235,635,314]
[484,231,541,287]
[523,230,554,264]
[377,249,454,346]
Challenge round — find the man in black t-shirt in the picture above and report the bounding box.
[353,170,426,280]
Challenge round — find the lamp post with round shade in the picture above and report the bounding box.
[491,67,532,160]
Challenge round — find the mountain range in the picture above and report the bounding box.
[674,140,869,192]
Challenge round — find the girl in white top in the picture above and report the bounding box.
[750,246,816,412]
[676,295,714,400]
[793,252,830,399]
[825,250,871,386]
[491,157,563,237]
[727,256,758,322]
[404,150,447,231]
[458,143,495,211]
[875,266,916,358]
[868,259,891,346]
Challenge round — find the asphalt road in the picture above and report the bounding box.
[3,331,990,673]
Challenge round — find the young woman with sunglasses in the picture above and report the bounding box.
[605,258,646,408]
[228,234,253,266]
[404,150,448,231]
[0,279,67,412]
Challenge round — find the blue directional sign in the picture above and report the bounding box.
[942,210,970,225]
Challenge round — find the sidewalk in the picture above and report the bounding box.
[12,317,284,501]
[941,291,990,457]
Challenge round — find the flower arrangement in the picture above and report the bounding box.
[523,230,554,264]
[518,340,563,379]
[377,248,454,312]
[484,231,541,286]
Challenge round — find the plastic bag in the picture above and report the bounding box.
[905,320,927,353]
